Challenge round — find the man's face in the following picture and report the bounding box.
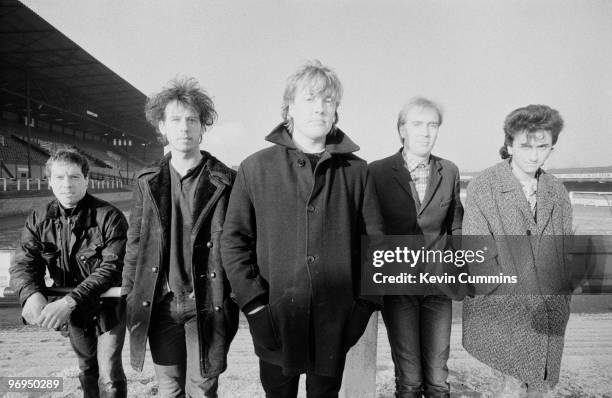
[158,100,203,155]
[508,130,554,177]
[49,161,88,208]
[288,84,337,143]
[400,106,440,158]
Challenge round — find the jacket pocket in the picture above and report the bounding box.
[76,246,103,272]
[246,305,281,351]
[440,198,452,208]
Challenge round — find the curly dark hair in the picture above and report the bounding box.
[145,77,217,145]
[499,104,564,159]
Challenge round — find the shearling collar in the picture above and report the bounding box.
[137,150,233,186]
[265,123,360,154]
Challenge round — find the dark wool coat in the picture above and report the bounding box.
[462,160,573,390]
[221,124,385,376]
[369,150,465,299]
[121,152,239,377]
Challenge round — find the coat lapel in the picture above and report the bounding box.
[535,172,555,236]
[146,154,171,253]
[418,156,443,215]
[497,161,536,231]
[191,156,229,237]
[390,151,417,202]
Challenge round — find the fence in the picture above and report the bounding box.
[0,177,125,192]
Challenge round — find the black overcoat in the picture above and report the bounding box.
[121,152,239,377]
[221,124,384,376]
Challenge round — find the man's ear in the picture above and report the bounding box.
[158,120,166,137]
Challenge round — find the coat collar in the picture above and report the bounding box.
[45,192,96,230]
[264,123,360,154]
[390,148,444,213]
[494,159,556,232]
[138,150,233,187]
[141,151,232,244]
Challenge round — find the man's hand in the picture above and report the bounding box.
[36,298,73,329]
[22,292,47,325]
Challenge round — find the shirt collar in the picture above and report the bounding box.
[402,148,430,172]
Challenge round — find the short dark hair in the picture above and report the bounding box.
[500,104,564,159]
[45,149,89,178]
[145,77,217,145]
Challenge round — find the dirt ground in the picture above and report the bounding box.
[1,202,611,397]
[1,309,611,398]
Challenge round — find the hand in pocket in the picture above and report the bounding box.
[246,305,281,351]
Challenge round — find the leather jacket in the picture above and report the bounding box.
[9,193,128,331]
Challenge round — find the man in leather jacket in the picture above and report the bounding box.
[10,149,128,398]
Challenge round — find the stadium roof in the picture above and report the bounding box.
[0,0,156,144]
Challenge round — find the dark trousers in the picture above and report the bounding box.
[68,316,127,398]
[259,360,344,398]
[148,292,219,398]
[382,295,452,398]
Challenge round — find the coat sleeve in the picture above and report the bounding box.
[121,180,144,297]
[221,165,268,310]
[446,170,464,235]
[9,211,46,306]
[357,169,386,307]
[361,168,385,236]
[68,207,127,309]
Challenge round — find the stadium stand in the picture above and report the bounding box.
[0,0,162,194]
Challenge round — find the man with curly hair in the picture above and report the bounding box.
[122,77,238,397]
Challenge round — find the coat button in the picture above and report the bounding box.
[307,205,315,212]
[526,229,532,236]
[80,255,86,260]
[307,255,316,264]
[206,241,213,248]
[151,267,158,273]
[210,271,216,278]
[297,159,306,167]
[142,301,150,307]
[214,306,222,312]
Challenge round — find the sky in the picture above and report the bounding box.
[21,0,612,171]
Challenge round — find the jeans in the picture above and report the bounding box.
[68,315,127,398]
[149,292,219,398]
[382,295,452,398]
[259,360,344,398]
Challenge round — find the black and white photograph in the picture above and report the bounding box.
[1,0,611,397]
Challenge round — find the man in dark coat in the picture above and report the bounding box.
[221,60,384,398]
[10,149,128,398]
[121,78,238,397]
[369,97,463,398]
